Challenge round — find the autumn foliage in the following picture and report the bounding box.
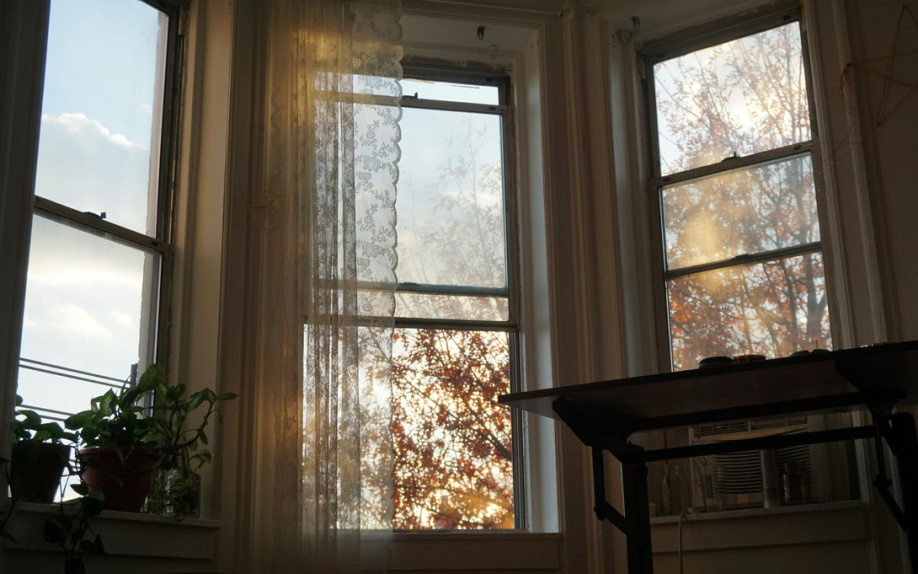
[391,328,513,529]
[654,22,832,370]
[389,111,515,530]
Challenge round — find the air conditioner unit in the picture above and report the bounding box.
[688,417,830,511]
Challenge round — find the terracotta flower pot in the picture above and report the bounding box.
[78,447,160,512]
[10,442,71,503]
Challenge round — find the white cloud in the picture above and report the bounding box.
[108,309,137,330]
[43,112,145,150]
[34,112,153,232]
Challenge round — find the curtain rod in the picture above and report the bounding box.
[412,0,564,17]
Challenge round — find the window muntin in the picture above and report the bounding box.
[401,78,500,106]
[391,70,519,530]
[15,0,180,425]
[647,15,832,372]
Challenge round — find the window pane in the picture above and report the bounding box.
[401,78,499,105]
[392,329,514,529]
[396,108,507,289]
[667,253,832,371]
[16,362,126,419]
[654,22,810,175]
[396,292,509,321]
[662,154,820,270]
[34,0,168,235]
[16,216,160,415]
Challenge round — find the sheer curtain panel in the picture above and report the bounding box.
[262,0,401,571]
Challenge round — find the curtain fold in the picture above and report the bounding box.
[262,0,402,571]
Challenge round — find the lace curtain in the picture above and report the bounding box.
[261,0,402,571]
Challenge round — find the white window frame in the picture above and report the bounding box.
[393,59,527,529]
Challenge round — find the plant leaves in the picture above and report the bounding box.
[138,364,162,390]
[42,520,64,544]
[82,495,106,517]
[70,483,90,496]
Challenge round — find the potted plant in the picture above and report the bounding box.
[1,397,105,574]
[145,369,237,520]
[42,485,106,574]
[64,367,162,513]
[8,395,76,503]
[64,364,237,518]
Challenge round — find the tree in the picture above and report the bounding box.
[654,22,832,370]
[391,329,513,530]
[388,112,515,530]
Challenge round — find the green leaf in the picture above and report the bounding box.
[216,392,239,401]
[21,410,42,429]
[83,494,106,517]
[65,411,94,431]
[70,483,90,496]
[170,383,187,401]
[122,387,144,407]
[37,421,66,439]
[138,364,161,387]
[187,393,205,412]
[150,418,171,436]
[97,391,116,416]
[42,520,64,544]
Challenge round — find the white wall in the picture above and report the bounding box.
[842,0,918,342]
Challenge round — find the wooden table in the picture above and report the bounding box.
[499,341,918,574]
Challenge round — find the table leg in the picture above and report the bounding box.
[891,413,918,573]
[622,461,653,574]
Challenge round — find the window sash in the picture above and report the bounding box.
[389,65,525,529]
[393,68,519,330]
[19,0,184,404]
[643,8,831,369]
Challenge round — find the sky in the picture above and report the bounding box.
[17,0,166,419]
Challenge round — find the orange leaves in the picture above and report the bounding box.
[390,328,514,530]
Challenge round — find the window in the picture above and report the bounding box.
[639,10,859,519]
[14,0,182,425]
[645,11,833,371]
[390,64,521,530]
